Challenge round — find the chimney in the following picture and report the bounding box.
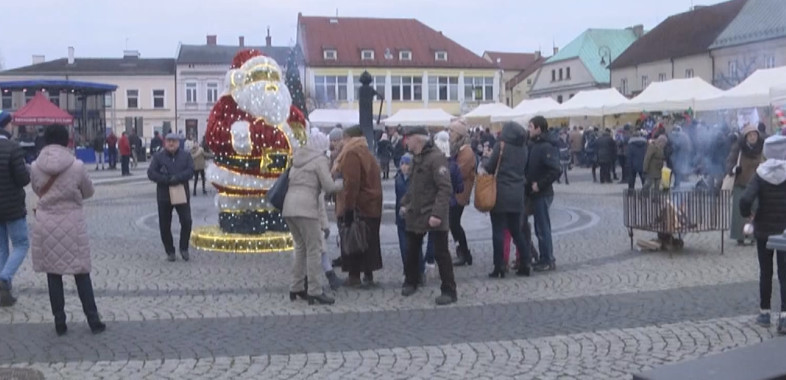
[534,50,541,60]
[266,27,272,47]
[206,35,217,45]
[239,36,245,47]
[553,46,559,55]
[123,50,140,59]
[32,55,45,65]
[629,24,644,38]
[67,47,75,65]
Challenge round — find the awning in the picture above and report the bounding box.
[543,88,630,118]
[383,108,455,127]
[605,78,722,114]
[308,109,360,128]
[695,66,786,111]
[491,97,560,123]
[12,92,74,125]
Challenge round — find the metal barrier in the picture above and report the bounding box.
[623,189,732,254]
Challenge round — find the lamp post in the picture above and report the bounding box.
[767,230,786,252]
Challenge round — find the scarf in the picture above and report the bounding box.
[741,138,764,159]
[332,137,368,174]
[450,134,471,157]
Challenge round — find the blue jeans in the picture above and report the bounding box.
[532,195,554,264]
[397,223,435,274]
[0,218,30,286]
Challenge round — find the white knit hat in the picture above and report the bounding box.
[307,128,330,153]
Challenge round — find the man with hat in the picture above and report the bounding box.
[0,111,31,306]
[147,132,195,262]
[399,126,457,305]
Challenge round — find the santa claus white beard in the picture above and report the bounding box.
[232,81,292,125]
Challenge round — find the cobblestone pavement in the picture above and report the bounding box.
[1,167,781,379]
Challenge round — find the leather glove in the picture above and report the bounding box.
[168,176,180,185]
[323,228,330,239]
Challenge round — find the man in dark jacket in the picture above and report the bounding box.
[596,129,618,184]
[92,133,105,171]
[400,127,456,305]
[147,133,195,262]
[526,116,562,272]
[0,111,31,307]
[150,131,163,155]
[626,131,648,189]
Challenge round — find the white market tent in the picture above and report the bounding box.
[605,77,723,114]
[695,66,786,111]
[772,84,786,105]
[382,108,455,127]
[462,103,512,119]
[542,88,630,118]
[308,109,359,128]
[491,97,560,123]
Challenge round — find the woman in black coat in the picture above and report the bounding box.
[740,135,786,334]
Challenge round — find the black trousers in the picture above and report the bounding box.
[405,230,456,295]
[490,212,531,271]
[599,162,613,183]
[120,155,130,175]
[449,205,468,253]
[757,238,786,311]
[627,169,646,190]
[591,161,598,181]
[381,160,391,179]
[617,155,626,180]
[193,170,206,193]
[158,201,193,254]
[47,273,99,323]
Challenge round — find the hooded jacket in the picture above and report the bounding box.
[525,133,561,199]
[0,130,30,222]
[484,123,528,213]
[740,159,786,239]
[282,146,342,220]
[30,145,94,275]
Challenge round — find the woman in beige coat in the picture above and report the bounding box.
[30,125,105,336]
[282,129,342,305]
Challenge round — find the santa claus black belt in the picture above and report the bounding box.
[214,154,288,172]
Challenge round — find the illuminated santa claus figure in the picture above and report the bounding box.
[205,49,307,236]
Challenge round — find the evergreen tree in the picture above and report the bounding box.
[285,46,308,119]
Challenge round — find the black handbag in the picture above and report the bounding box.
[266,168,290,211]
[339,212,368,257]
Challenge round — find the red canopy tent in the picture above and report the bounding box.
[12,92,74,125]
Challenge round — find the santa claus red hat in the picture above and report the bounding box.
[231,49,265,69]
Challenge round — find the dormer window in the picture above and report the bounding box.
[361,50,374,60]
[323,49,337,60]
[399,50,412,61]
[435,51,447,61]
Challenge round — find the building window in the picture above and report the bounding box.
[641,75,649,89]
[566,67,571,80]
[399,50,412,61]
[428,76,458,101]
[435,51,447,61]
[127,89,139,109]
[314,76,348,102]
[353,75,386,101]
[323,49,337,60]
[185,82,197,104]
[152,90,165,109]
[728,60,737,77]
[104,93,113,108]
[557,95,563,104]
[2,91,12,109]
[658,73,667,82]
[559,68,563,81]
[620,78,628,95]
[464,77,495,101]
[685,69,694,78]
[361,50,374,60]
[49,92,60,107]
[207,82,219,103]
[390,76,423,101]
[765,56,776,69]
[551,70,556,82]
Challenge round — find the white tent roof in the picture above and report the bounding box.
[772,84,786,105]
[606,77,722,114]
[308,109,359,127]
[695,66,786,111]
[543,88,630,118]
[462,103,512,118]
[491,97,560,122]
[382,108,455,127]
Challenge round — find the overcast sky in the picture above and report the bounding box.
[1,0,725,69]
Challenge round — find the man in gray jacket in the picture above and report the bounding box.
[148,133,194,262]
[0,111,31,306]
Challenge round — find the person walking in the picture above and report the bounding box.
[283,129,343,305]
[449,121,476,266]
[740,135,786,335]
[106,131,118,170]
[377,133,393,180]
[118,132,132,176]
[527,116,562,273]
[92,133,105,171]
[483,122,532,278]
[29,125,105,335]
[147,133,194,262]
[190,143,207,196]
[584,128,599,181]
[129,131,142,168]
[0,112,31,307]
[569,126,583,168]
[332,126,383,287]
[596,129,617,184]
[556,132,571,185]
[643,135,667,191]
[626,130,648,189]
[399,127,457,305]
[727,125,764,245]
